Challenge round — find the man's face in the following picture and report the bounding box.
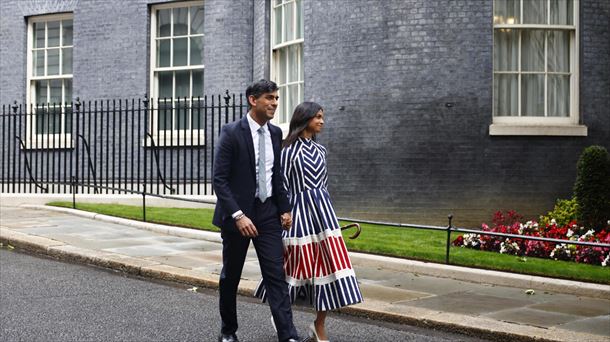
[249,91,279,122]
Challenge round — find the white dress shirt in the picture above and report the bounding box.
[232,113,274,219]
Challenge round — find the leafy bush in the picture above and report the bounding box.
[539,198,579,228]
[574,145,610,232]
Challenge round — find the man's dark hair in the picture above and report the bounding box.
[246,79,278,107]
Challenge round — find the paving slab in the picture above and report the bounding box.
[483,307,584,328]
[556,315,610,337]
[404,291,535,316]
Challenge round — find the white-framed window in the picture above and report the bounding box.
[271,0,304,127]
[491,0,586,136]
[149,1,204,146]
[26,13,73,148]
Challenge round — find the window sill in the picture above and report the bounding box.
[489,124,588,136]
[20,135,74,150]
[142,132,206,147]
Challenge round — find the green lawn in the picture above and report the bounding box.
[48,201,610,284]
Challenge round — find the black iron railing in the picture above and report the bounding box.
[337,215,610,265]
[1,91,247,201]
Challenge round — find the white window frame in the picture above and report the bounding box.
[490,0,586,136]
[26,13,74,149]
[149,0,205,147]
[270,0,304,133]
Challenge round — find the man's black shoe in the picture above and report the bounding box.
[218,333,239,342]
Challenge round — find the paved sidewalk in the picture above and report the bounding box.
[1,205,609,342]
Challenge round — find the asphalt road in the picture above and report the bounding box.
[0,249,489,342]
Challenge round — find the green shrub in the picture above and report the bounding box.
[573,145,610,232]
[539,198,579,227]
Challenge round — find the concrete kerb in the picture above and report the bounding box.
[21,204,610,300]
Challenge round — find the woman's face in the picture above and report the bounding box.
[306,110,324,135]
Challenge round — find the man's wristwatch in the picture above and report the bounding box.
[234,213,245,221]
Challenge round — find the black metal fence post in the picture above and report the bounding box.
[71,176,76,209]
[142,95,148,222]
[445,214,453,264]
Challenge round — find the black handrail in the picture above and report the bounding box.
[14,136,48,193]
[76,134,100,194]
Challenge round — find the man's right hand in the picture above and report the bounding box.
[235,215,258,238]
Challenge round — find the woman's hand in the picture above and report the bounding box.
[280,212,292,230]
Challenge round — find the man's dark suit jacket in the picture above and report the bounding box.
[212,115,291,233]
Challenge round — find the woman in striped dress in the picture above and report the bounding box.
[255,102,362,342]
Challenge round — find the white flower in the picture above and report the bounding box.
[551,218,557,225]
[566,229,574,238]
[602,254,610,267]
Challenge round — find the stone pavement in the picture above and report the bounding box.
[1,204,609,342]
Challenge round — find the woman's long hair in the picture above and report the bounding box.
[282,102,323,148]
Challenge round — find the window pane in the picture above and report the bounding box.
[157,39,171,67]
[296,0,303,39]
[547,30,570,72]
[284,2,294,42]
[49,105,61,134]
[288,84,298,117]
[158,9,171,37]
[493,0,520,24]
[47,21,60,47]
[34,22,45,48]
[299,45,304,81]
[34,50,45,76]
[494,74,518,116]
[173,38,188,66]
[550,0,573,25]
[278,48,286,84]
[158,71,173,99]
[158,102,172,130]
[62,19,73,45]
[522,74,545,116]
[62,47,72,74]
[190,37,203,65]
[192,99,203,129]
[523,0,547,24]
[47,48,60,75]
[274,7,282,45]
[494,29,518,71]
[173,7,189,36]
[36,107,48,134]
[279,86,286,123]
[64,79,72,104]
[175,100,188,129]
[35,80,48,104]
[521,30,544,72]
[49,79,62,104]
[548,75,570,117]
[190,6,204,34]
[192,70,203,96]
[288,44,298,82]
[175,70,190,98]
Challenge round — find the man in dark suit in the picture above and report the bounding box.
[213,80,301,342]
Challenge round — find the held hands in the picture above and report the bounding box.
[235,215,258,238]
[280,212,292,230]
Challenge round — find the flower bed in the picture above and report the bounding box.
[452,211,610,266]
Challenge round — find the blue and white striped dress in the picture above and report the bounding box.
[255,137,362,311]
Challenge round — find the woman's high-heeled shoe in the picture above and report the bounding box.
[308,322,329,342]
